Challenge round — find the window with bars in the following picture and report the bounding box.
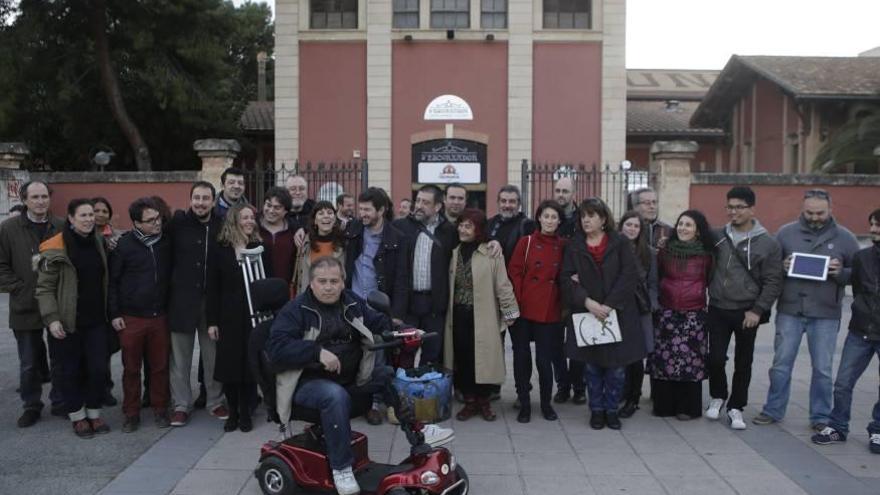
[480,0,507,29]
[310,0,358,29]
[430,0,470,29]
[393,0,420,28]
[542,0,591,29]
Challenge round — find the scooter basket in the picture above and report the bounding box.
[393,366,452,423]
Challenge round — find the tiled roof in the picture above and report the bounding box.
[692,55,880,127]
[627,100,724,136]
[240,101,274,132]
[627,69,719,100]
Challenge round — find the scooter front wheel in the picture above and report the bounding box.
[257,456,297,495]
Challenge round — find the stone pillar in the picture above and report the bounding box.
[194,139,241,190]
[0,142,29,169]
[650,140,697,226]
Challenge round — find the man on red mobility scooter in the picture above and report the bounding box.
[266,256,455,495]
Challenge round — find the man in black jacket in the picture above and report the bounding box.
[392,185,458,363]
[0,181,65,427]
[286,174,315,227]
[487,185,536,264]
[110,197,173,432]
[812,208,880,451]
[166,182,227,427]
[213,167,247,219]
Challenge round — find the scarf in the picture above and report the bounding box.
[663,238,707,271]
[131,227,161,248]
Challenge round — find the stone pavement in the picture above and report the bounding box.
[102,299,880,495]
[4,292,880,494]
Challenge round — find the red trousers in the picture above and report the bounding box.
[119,315,170,417]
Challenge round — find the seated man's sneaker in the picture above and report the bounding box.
[705,398,723,420]
[811,426,846,445]
[727,409,746,430]
[870,433,880,454]
[422,424,454,447]
[332,466,360,495]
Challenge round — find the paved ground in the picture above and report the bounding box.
[4,293,880,494]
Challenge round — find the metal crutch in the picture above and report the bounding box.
[239,245,268,328]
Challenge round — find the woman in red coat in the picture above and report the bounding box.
[507,200,567,422]
[650,209,714,420]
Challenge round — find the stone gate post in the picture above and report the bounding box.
[650,140,697,226]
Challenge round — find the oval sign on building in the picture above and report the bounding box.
[424,94,474,121]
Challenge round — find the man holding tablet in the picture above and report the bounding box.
[754,189,860,431]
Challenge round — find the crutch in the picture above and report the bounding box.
[239,245,268,328]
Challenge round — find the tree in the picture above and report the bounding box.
[813,112,880,174]
[0,0,274,171]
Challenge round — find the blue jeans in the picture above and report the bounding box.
[828,332,880,436]
[585,364,625,412]
[292,365,395,470]
[761,313,840,424]
[13,329,63,412]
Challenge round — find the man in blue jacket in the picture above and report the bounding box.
[754,189,860,430]
[266,256,453,495]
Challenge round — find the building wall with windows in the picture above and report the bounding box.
[274,0,627,209]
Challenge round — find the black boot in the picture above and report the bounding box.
[618,400,639,419]
[589,410,606,430]
[606,411,622,430]
[540,402,558,421]
[572,390,587,405]
[516,398,531,423]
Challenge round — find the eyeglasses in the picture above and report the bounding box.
[804,189,830,200]
[725,204,751,212]
[138,215,162,225]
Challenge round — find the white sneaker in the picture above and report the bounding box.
[422,424,454,447]
[705,398,724,420]
[331,466,360,495]
[727,409,747,430]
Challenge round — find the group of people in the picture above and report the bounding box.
[2,170,880,461]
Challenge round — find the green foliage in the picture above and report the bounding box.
[813,111,880,174]
[0,0,273,170]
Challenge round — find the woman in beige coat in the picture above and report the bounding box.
[443,208,520,421]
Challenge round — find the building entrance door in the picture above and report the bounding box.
[411,138,487,210]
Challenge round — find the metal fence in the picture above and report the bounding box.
[241,160,368,209]
[521,160,657,219]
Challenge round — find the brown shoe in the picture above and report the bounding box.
[478,398,497,422]
[455,396,479,421]
[73,419,94,439]
[89,417,111,434]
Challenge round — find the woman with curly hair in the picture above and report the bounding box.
[649,209,714,420]
[207,203,270,432]
[293,200,346,294]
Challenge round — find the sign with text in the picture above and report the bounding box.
[423,94,474,121]
[412,139,486,185]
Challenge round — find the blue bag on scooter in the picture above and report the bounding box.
[393,366,452,422]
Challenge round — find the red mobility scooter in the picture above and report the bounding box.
[247,278,468,495]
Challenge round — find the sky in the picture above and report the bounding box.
[238,0,880,70]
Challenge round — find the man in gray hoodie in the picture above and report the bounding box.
[754,189,860,430]
[706,186,783,430]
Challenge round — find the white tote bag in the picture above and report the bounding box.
[572,310,622,347]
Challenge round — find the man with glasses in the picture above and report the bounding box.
[286,175,315,226]
[213,167,247,218]
[629,187,672,248]
[754,189,860,431]
[812,208,880,452]
[110,197,173,432]
[554,176,578,238]
[706,186,783,430]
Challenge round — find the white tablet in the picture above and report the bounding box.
[788,252,830,281]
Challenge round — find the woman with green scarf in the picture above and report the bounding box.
[650,210,715,420]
